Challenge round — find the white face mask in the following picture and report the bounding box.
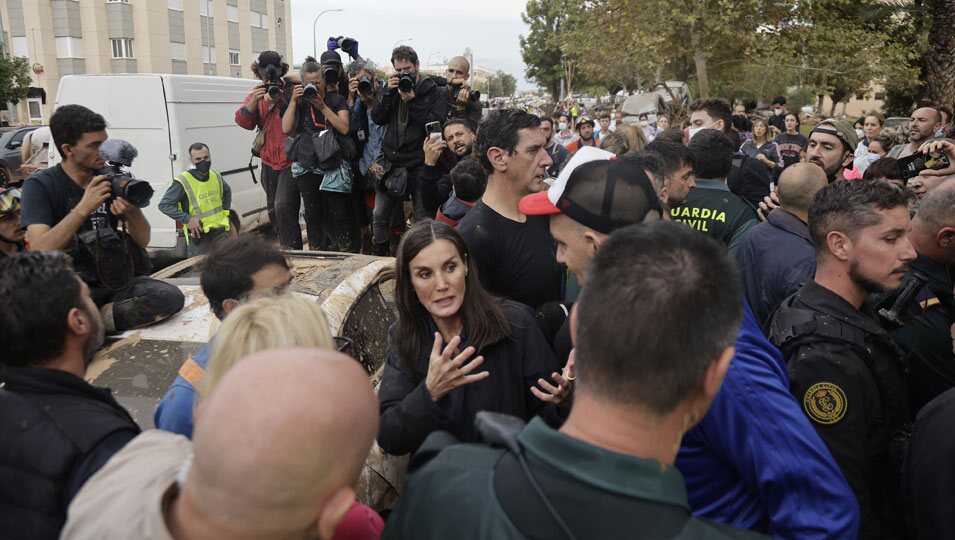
[774,109,783,116]
[855,129,864,139]
[558,122,568,131]
[867,153,882,163]
[688,127,704,141]
[640,120,649,128]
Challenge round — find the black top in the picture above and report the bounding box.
[768,113,787,133]
[371,77,449,168]
[774,132,809,169]
[457,202,562,309]
[905,386,955,540]
[21,164,120,234]
[296,92,347,134]
[768,280,907,540]
[377,301,561,455]
[883,253,955,415]
[0,365,139,539]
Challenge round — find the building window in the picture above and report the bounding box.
[227,5,238,22]
[229,50,240,65]
[202,46,216,63]
[199,1,213,16]
[167,0,183,9]
[107,0,129,3]
[250,11,267,28]
[170,42,186,60]
[111,38,134,58]
[11,36,28,58]
[55,37,84,59]
[28,98,43,122]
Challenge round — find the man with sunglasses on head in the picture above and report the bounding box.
[0,187,26,259]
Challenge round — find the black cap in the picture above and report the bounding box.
[320,50,342,65]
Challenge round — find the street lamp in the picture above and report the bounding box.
[392,38,413,49]
[313,9,344,59]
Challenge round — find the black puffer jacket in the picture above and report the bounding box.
[0,366,140,539]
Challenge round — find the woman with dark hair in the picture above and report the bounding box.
[377,220,568,455]
[740,118,783,172]
[773,112,808,170]
[282,56,358,252]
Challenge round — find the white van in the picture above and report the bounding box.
[51,74,270,259]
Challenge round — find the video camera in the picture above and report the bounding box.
[99,139,154,208]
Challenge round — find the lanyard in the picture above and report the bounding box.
[309,103,327,130]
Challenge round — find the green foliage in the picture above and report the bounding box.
[486,70,518,98]
[520,0,577,98]
[0,44,32,105]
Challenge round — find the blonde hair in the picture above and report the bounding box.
[202,296,334,396]
[616,123,648,151]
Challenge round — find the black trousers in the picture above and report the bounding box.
[92,276,185,332]
[262,163,303,249]
[298,172,360,253]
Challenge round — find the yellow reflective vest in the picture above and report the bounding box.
[174,170,230,243]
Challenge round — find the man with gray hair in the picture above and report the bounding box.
[736,162,829,325]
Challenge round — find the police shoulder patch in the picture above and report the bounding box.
[803,382,847,425]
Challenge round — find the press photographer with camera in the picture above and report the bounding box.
[370,46,449,255]
[445,56,482,129]
[20,104,184,333]
[282,55,358,253]
[234,51,301,249]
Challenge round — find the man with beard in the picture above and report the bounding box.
[889,107,943,160]
[444,56,482,129]
[805,119,858,183]
[0,251,140,539]
[540,117,570,178]
[645,140,696,210]
[422,118,477,207]
[767,180,917,540]
[565,116,597,153]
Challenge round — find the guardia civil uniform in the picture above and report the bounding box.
[158,166,232,257]
[767,279,908,540]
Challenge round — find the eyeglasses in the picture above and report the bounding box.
[0,188,21,220]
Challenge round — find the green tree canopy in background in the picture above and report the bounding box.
[0,44,32,106]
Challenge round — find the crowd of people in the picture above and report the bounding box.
[0,38,954,540]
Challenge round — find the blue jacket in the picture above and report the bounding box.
[153,342,211,438]
[736,208,815,327]
[676,303,859,539]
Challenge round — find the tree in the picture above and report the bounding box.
[520,0,577,98]
[485,70,518,98]
[0,44,32,105]
[924,0,955,108]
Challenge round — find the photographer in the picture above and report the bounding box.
[234,51,301,249]
[370,46,449,255]
[20,104,184,333]
[320,50,349,97]
[421,118,476,207]
[445,56,482,129]
[282,56,358,253]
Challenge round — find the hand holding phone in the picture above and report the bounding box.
[425,121,442,140]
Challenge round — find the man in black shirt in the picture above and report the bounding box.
[541,116,570,178]
[0,252,140,539]
[457,109,561,309]
[767,96,788,134]
[20,105,184,332]
[371,45,449,252]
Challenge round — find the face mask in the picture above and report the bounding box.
[640,120,649,128]
[935,128,946,139]
[688,127,704,141]
[194,160,212,174]
[558,122,568,131]
[774,109,783,116]
[867,153,882,163]
[855,129,864,139]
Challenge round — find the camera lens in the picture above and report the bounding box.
[340,38,356,53]
[357,77,373,95]
[267,85,281,99]
[324,67,339,86]
[303,83,318,101]
[398,71,414,93]
[112,176,154,208]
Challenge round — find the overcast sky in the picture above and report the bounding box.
[289,0,534,90]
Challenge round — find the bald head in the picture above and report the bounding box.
[777,162,828,215]
[187,348,378,536]
[446,56,471,83]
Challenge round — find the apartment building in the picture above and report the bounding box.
[0,0,292,125]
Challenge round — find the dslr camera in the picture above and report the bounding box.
[460,88,481,102]
[99,139,154,208]
[357,75,374,96]
[397,69,416,93]
[323,64,340,86]
[302,82,320,101]
[260,64,282,100]
[333,36,358,57]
